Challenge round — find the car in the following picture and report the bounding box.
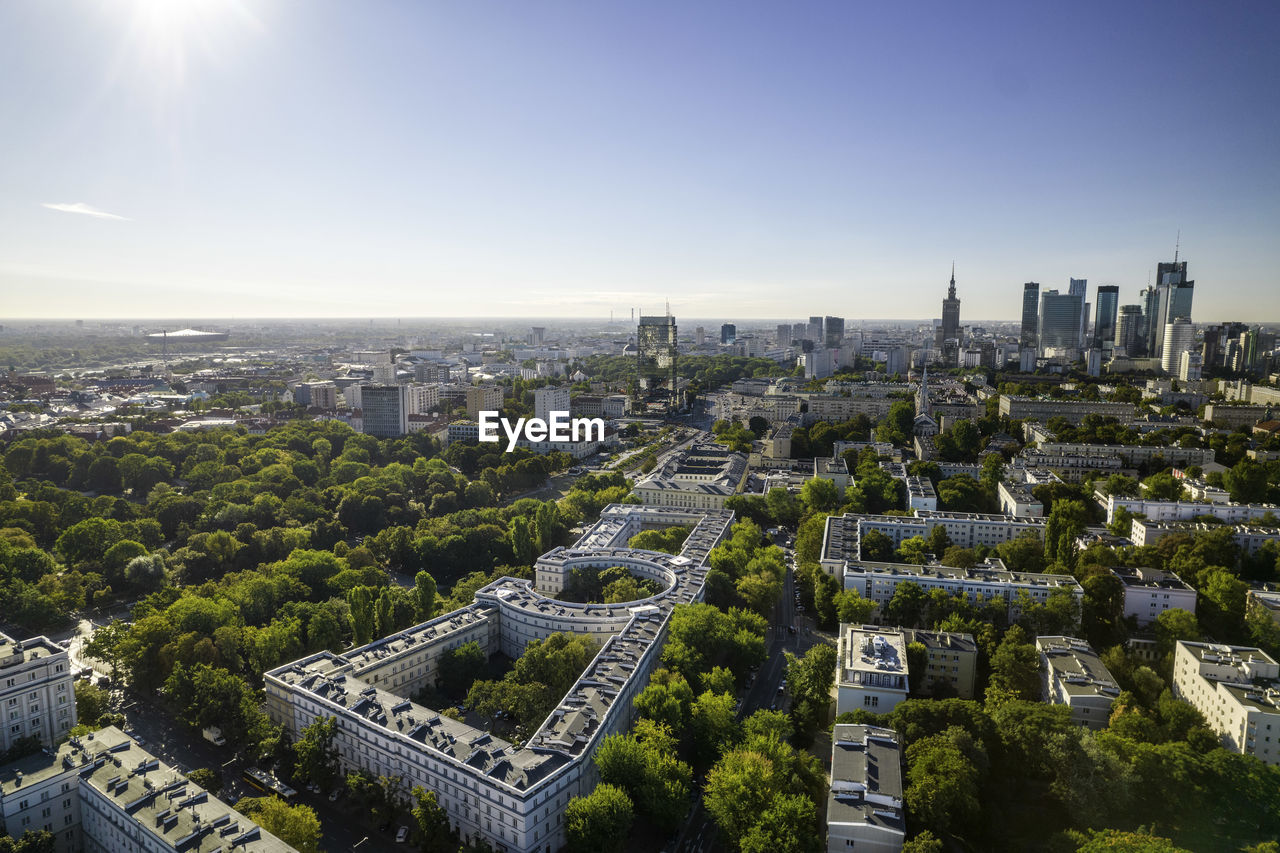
[307,782,321,794]
[396,825,410,843]
[328,789,341,802]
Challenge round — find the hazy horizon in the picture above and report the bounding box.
[3,1,1278,322]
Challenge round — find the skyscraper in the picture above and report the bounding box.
[361,384,409,438]
[1147,259,1194,357]
[1020,282,1040,349]
[1038,290,1083,356]
[1115,305,1142,356]
[637,314,678,407]
[935,265,962,363]
[776,324,791,346]
[1093,285,1119,351]
[807,316,824,343]
[1069,278,1088,349]
[1138,285,1159,357]
[824,316,845,349]
[1161,318,1195,374]
[720,323,736,345]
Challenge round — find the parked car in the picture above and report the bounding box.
[396,826,409,843]
[328,789,341,803]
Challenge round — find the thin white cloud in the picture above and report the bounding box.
[42,202,130,221]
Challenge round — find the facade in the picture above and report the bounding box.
[997,480,1043,517]
[1036,636,1120,729]
[636,315,678,406]
[1020,282,1040,350]
[0,632,76,753]
[835,626,909,715]
[0,726,296,853]
[533,387,571,422]
[827,725,904,853]
[264,505,734,853]
[1161,317,1196,374]
[293,381,338,409]
[902,629,978,699]
[998,396,1135,424]
[1129,519,1280,557]
[1032,441,1216,469]
[905,476,937,512]
[360,384,409,438]
[1098,494,1279,525]
[824,316,845,350]
[631,444,748,510]
[720,324,736,345]
[1114,305,1142,355]
[1172,641,1280,765]
[406,382,441,415]
[1110,566,1196,626]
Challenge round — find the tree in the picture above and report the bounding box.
[1142,471,1184,502]
[73,680,111,727]
[293,716,339,789]
[691,690,740,768]
[988,626,1040,702]
[904,728,983,838]
[564,784,633,853]
[347,585,375,646]
[786,644,837,743]
[884,581,927,627]
[410,785,454,853]
[186,767,222,794]
[595,721,693,832]
[437,641,487,698]
[1070,829,1192,852]
[859,528,895,562]
[875,401,915,447]
[234,797,322,853]
[0,831,55,853]
[1224,458,1270,503]
[800,477,840,513]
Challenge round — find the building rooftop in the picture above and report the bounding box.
[828,725,904,834]
[1037,636,1121,699]
[0,727,295,853]
[0,632,64,669]
[1111,566,1194,592]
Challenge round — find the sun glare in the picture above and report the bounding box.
[120,0,260,89]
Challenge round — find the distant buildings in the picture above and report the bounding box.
[827,725,905,853]
[465,384,503,420]
[997,395,1135,425]
[1093,285,1119,352]
[1036,635,1119,729]
[359,384,409,438]
[1020,282,1040,350]
[1173,641,1280,765]
[533,386,571,422]
[1037,289,1084,358]
[0,632,75,754]
[720,323,736,345]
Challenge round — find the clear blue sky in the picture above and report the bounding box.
[2,0,1277,321]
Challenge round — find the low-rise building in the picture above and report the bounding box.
[998,480,1043,518]
[998,395,1135,425]
[1098,494,1280,525]
[836,626,909,715]
[1036,636,1120,729]
[902,629,978,699]
[813,456,851,491]
[0,632,76,753]
[632,444,748,510]
[1111,566,1197,626]
[1172,641,1280,765]
[905,476,937,512]
[0,726,297,853]
[827,725,904,853]
[1129,518,1280,556]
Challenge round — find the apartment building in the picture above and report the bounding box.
[902,629,978,699]
[998,480,1043,518]
[835,626,908,715]
[1098,494,1280,525]
[1110,566,1197,626]
[827,725,904,853]
[533,387,571,422]
[1129,519,1280,556]
[1032,441,1216,468]
[406,383,441,415]
[1036,636,1120,729]
[998,396,1135,424]
[465,385,504,420]
[0,632,76,753]
[264,505,733,853]
[905,476,937,512]
[820,511,1047,577]
[1172,641,1280,765]
[0,726,296,853]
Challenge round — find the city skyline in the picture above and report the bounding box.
[2,1,1278,321]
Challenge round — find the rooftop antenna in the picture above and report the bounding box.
[665,299,671,318]
[1174,229,1181,265]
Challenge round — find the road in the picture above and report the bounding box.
[671,541,818,853]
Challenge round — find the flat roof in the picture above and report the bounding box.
[828,724,904,834]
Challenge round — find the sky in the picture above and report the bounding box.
[1,0,1278,322]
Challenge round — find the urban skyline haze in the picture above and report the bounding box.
[2,0,1278,321]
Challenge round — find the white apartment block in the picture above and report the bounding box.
[631,445,748,511]
[835,626,908,715]
[1129,518,1280,556]
[406,383,441,415]
[820,511,1047,577]
[902,629,979,700]
[1036,636,1120,729]
[0,726,296,853]
[1031,441,1217,468]
[533,387,571,423]
[1172,641,1280,765]
[1110,566,1197,626]
[998,480,1043,518]
[1099,494,1280,525]
[806,396,895,421]
[1,633,76,754]
[905,476,937,512]
[827,725,904,853]
[998,395,1136,424]
[264,505,733,853]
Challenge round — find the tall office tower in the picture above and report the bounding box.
[1161,318,1196,374]
[1138,285,1159,356]
[1068,278,1088,348]
[824,316,845,348]
[529,326,546,346]
[1114,305,1143,356]
[792,322,808,343]
[637,314,678,406]
[1148,259,1195,358]
[824,316,845,349]
[720,323,737,345]
[807,316,824,342]
[1038,289,1084,356]
[1020,282,1040,349]
[1093,285,1120,350]
[935,265,962,362]
[695,326,706,345]
[776,324,791,346]
[361,384,409,438]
